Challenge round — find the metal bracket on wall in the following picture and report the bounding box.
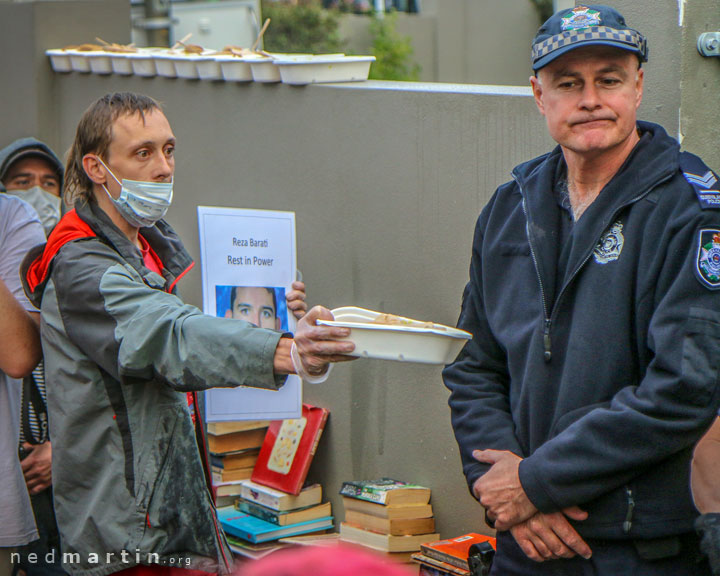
[698,32,720,57]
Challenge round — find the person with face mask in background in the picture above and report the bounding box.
[0,139,66,576]
[0,139,63,236]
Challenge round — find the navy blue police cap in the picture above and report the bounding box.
[532,5,648,72]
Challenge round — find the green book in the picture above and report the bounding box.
[339,478,431,506]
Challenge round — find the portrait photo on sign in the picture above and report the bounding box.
[216,285,289,331]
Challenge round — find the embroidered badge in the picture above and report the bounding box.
[594,221,624,264]
[696,229,720,289]
[561,6,602,31]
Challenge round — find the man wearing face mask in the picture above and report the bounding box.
[20,92,353,576]
[0,138,63,236]
[0,138,65,576]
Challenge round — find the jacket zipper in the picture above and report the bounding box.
[623,486,635,533]
[515,172,674,363]
[520,193,552,361]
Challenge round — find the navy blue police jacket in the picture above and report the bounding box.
[443,121,720,540]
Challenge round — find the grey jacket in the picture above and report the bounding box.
[22,200,286,576]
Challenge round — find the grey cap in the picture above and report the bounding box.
[0,137,64,190]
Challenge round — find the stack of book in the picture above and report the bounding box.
[338,479,440,563]
[208,420,268,507]
[217,405,334,559]
[218,480,333,550]
[411,533,497,576]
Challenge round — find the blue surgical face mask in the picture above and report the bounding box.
[96,157,173,228]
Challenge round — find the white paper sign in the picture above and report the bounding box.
[197,206,302,421]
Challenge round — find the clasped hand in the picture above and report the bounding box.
[472,449,592,562]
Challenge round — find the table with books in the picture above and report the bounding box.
[210,406,496,575]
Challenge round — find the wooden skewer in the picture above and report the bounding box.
[95,36,110,46]
[251,18,271,52]
[171,33,192,50]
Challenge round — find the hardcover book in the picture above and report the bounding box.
[342,496,433,519]
[420,533,496,571]
[211,448,260,471]
[251,404,329,495]
[212,465,254,484]
[207,420,270,436]
[236,498,332,527]
[207,426,267,455]
[217,506,333,544]
[339,478,431,506]
[238,479,323,512]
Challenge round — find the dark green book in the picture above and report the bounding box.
[235,497,332,526]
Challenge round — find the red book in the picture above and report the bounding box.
[251,404,329,495]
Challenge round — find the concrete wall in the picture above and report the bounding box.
[0,0,130,146]
[603,0,683,141]
[679,0,720,171]
[51,74,553,538]
[435,0,539,85]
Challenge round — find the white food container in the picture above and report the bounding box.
[128,50,157,77]
[68,51,91,73]
[317,306,471,365]
[196,54,223,81]
[170,54,201,79]
[216,55,254,82]
[109,52,134,75]
[153,52,178,78]
[87,51,113,75]
[249,57,281,83]
[46,49,72,73]
[275,55,374,85]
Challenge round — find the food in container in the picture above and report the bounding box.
[249,55,282,83]
[214,46,257,82]
[109,52,133,75]
[165,45,209,80]
[317,306,471,365]
[196,53,223,81]
[128,48,160,77]
[46,49,72,73]
[275,55,375,85]
[87,52,113,75]
[152,51,178,78]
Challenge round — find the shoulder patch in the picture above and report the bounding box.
[680,152,720,209]
[695,229,720,290]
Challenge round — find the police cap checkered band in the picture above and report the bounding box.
[532,27,647,68]
[531,5,648,71]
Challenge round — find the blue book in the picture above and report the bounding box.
[217,506,334,544]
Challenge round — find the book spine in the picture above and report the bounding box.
[240,486,281,511]
[293,409,328,495]
[419,548,468,571]
[237,500,282,525]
